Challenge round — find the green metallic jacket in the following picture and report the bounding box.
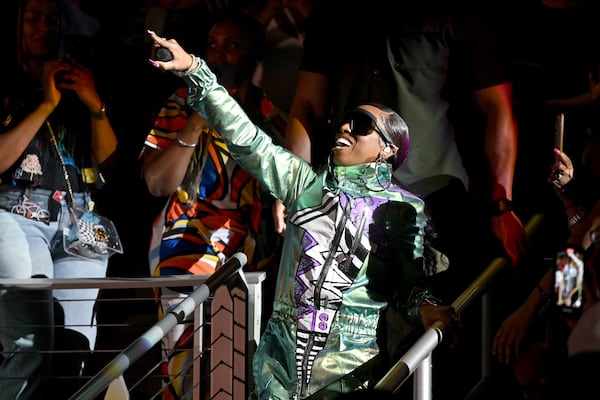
[183,60,438,400]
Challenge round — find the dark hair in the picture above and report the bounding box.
[15,0,63,67]
[365,102,410,170]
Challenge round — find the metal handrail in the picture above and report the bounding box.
[69,252,248,400]
[375,214,544,396]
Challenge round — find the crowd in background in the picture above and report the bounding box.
[1,0,600,399]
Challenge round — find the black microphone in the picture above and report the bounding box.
[155,47,173,62]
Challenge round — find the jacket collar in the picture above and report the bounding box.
[330,161,392,197]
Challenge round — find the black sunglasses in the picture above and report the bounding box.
[337,108,393,144]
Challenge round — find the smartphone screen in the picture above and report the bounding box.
[554,113,564,161]
[553,246,585,315]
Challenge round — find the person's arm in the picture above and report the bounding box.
[89,106,118,167]
[148,31,315,206]
[475,83,517,203]
[569,197,600,249]
[546,69,600,109]
[0,103,55,174]
[371,199,459,332]
[493,188,600,365]
[284,70,331,163]
[492,268,553,364]
[473,82,527,266]
[549,148,600,249]
[58,56,117,165]
[546,92,596,109]
[142,106,209,197]
[0,61,62,173]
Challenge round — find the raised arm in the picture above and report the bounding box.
[474,82,527,266]
[285,70,331,163]
[147,31,316,206]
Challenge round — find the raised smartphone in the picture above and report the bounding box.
[554,113,564,161]
[553,246,585,315]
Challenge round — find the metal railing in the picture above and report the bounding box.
[0,254,266,400]
[375,214,544,399]
[71,252,248,399]
[0,214,544,399]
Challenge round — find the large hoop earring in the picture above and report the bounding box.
[372,157,392,192]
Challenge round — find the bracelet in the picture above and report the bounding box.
[490,198,512,216]
[568,210,586,229]
[90,102,106,120]
[405,290,441,325]
[420,297,439,308]
[418,297,440,317]
[176,135,197,148]
[173,55,201,77]
[184,55,200,75]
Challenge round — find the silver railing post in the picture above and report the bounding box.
[69,252,247,400]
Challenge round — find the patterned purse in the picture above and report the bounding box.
[61,206,122,259]
[48,121,123,260]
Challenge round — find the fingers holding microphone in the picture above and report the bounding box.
[147,30,194,72]
[155,47,173,62]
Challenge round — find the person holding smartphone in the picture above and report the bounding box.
[546,228,600,399]
[492,144,600,398]
[0,0,119,398]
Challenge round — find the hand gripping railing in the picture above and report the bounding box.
[69,252,248,400]
[374,214,544,398]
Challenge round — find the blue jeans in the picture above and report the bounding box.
[0,193,108,399]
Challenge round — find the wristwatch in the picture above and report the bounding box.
[490,198,512,216]
[90,102,106,120]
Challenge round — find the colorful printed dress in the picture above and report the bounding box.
[145,87,262,281]
[182,60,440,399]
[143,87,263,399]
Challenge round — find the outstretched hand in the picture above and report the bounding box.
[147,30,195,73]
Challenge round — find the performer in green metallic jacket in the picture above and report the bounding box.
[148,31,458,400]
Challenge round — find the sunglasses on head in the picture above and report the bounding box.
[337,108,393,144]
